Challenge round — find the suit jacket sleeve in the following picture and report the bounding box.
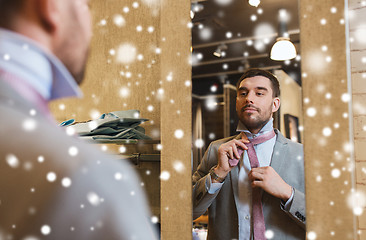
[278,140,306,229]
[192,141,223,220]
[285,187,306,229]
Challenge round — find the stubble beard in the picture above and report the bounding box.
[238,105,273,133]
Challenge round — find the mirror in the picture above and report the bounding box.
[191,0,362,239]
[191,0,304,238]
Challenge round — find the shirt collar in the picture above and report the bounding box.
[0,28,82,101]
[236,118,274,138]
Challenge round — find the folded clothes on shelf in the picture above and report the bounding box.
[60,109,151,140]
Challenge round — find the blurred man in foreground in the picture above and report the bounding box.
[0,0,158,239]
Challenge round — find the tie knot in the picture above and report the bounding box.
[250,130,276,145]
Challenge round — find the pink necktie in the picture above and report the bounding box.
[229,130,276,240]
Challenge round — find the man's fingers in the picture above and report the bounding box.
[226,147,234,159]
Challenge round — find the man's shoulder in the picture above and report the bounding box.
[275,129,303,147]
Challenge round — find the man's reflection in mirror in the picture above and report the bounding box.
[192,68,306,240]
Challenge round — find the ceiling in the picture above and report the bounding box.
[191,0,301,95]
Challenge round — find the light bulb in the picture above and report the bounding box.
[270,37,297,61]
[248,0,260,7]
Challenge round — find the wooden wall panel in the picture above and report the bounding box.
[300,0,355,239]
[160,1,192,239]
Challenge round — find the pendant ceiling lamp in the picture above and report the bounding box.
[270,9,297,61]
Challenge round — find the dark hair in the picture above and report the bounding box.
[0,0,25,28]
[236,68,280,97]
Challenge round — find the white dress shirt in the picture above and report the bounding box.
[0,28,82,101]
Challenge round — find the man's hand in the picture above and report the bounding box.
[248,166,292,201]
[212,133,249,183]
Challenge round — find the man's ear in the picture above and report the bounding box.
[272,97,280,113]
[35,0,61,33]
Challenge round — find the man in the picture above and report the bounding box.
[192,69,305,240]
[0,0,158,239]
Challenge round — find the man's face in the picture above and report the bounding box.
[55,0,92,84]
[236,76,280,132]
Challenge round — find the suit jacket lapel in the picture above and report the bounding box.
[262,129,289,205]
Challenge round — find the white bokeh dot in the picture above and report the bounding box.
[265,230,274,239]
[316,175,322,182]
[322,127,332,137]
[308,231,317,240]
[173,161,185,173]
[160,171,170,181]
[119,87,130,98]
[132,2,139,8]
[226,32,232,38]
[68,146,78,156]
[195,139,205,148]
[41,225,51,235]
[331,168,341,178]
[151,216,159,224]
[115,172,123,180]
[307,107,317,117]
[23,118,37,131]
[354,206,363,216]
[209,133,216,140]
[116,43,137,64]
[6,154,19,168]
[38,155,45,163]
[62,178,72,188]
[147,105,154,112]
[66,127,76,136]
[113,14,125,27]
[3,54,10,61]
[199,27,213,41]
[174,129,184,139]
[119,146,127,153]
[147,26,154,33]
[47,172,57,182]
[341,93,350,102]
[123,6,129,13]
[214,0,233,6]
[87,192,101,206]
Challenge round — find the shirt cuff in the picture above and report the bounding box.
[281,187,294,211]
[205,174,224,194]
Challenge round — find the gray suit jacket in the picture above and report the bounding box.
[0,78,158,239]
[192,130,306,240]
